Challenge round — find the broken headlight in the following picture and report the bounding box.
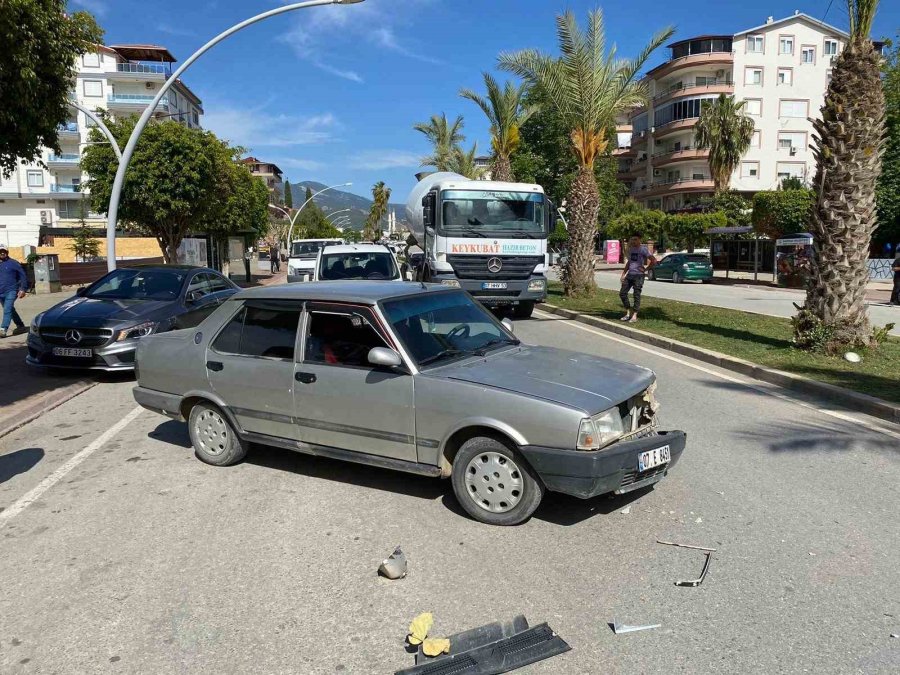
[576,408,625,450]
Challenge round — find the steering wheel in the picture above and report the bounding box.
[446,324,470,343]
[515,217,531,222]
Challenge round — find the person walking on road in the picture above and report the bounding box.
[270,241,281,274]
[619,234,656,323]
[0,246,28,338]
[891,252,900,306]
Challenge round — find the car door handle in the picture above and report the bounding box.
[206,360,224,372]
[295,372,316,384]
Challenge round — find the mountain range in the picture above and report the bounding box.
[288,181,407,232]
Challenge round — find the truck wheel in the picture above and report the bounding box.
[188,402,247,467]
[451,437,544,526]
[513,301,535,319]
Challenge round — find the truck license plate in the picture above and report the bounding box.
[639,445,670,472]
[52,347,92,358]
[482,282,508,290]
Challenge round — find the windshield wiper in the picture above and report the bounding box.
[418,348,475,366]
[448,228,487,238]
[474,337,520,356]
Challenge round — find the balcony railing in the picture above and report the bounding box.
[654,79,734,102]
[107,94,170,106]
[652,145,706,158]
[634,177,712,192]
[116,62,170,75]
[51,184,81,193]
[48,153,80,163]
[57,122,79,133]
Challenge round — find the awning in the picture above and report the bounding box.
[704,226,754,235]
[109,44,176,63]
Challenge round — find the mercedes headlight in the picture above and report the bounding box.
[117,321,157,341]
[528,279,546,292]
[30,313,44,335]
[576,408,625,450]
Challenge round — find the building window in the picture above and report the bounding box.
[741,162,759,178]
[745,68,763,86]
[777,68,793,85]
[779,100,808,118]
[776,163,806,181]
[801,46,816,64]
[82,52,100,68]
[779,37,794,55]
[192,110,199,126]
[744,98,762,116]
[824,39,839,56]
[750,130,761,148]
[27,171,44,187]
[57,200,81,219]
[83,80,103,97]
[747,36,764,53]
[778,131,806,152]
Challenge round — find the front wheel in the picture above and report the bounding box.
[647,268,656,281]
[672,271,682,284]
[513,301,535,319]
[188,402,247,466]
[451,437,544,526]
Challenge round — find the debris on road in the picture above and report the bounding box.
[844,351,862,363]
[421,638,451,657]
[407,612,433,646]
[675,551,712,587]
[621,505,631,514]
[610,620,661,635]
[378,546,407,580]
[657,540,717,552]
[396,615,570,675]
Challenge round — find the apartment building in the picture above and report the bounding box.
[622,12,846,211]
[0,44,204,249]
[242,157,284,200]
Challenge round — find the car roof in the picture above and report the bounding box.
[236,281,450,304]
[118,264,209,272]
[290,238,342,243]
[319,244,393,254]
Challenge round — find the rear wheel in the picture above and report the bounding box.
[701,278,712,284]
[451,437,544,526]
[188,402,247,466]
[513,301,535,319]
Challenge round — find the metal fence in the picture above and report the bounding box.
[59,257,165,286]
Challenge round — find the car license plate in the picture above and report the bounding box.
[52,347,92,358]
[482,282,508,290]
[639,445,670,472]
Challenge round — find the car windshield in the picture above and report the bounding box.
[291,240,341,259]
[84,269,186,300]
[440,190,547,238]
[319,251,399,280]
[382,291,519,367]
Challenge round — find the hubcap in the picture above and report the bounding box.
[464,452,523,513]
[195,409,228,456]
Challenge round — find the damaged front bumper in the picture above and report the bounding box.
[519,430,686,499]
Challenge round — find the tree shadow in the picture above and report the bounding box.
[669,320,792,349]
[0,448,44,485]
[778,364,900,404]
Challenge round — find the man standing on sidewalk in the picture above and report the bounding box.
[619,234,656,323]
[0,246,28,338]
[891,251,900,306]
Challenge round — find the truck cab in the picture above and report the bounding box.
[286,238,344,283]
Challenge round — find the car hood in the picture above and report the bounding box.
[38,296,177,328]
[432,345,655,413]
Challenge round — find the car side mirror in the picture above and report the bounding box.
[501,318,515,334]
[76,287,86,297]
[368,347,403,368]
[186,290,203,304]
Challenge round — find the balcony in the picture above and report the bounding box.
[46,153,81,167]
[631,130,649,148]
[57,122,80,139]
[111,62,170,81]
[648,49,734,80]
[653,117,700,139]
[106,94,170,112]
[633,177,714,198]
[653,79,734,105]
[651,147,709,167]
[50,184,81,193]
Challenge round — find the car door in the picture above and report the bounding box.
[177,272,220,329]
[658,255,677,280]
[205,299,303,440]
[294,303,417,462]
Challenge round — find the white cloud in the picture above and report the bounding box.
[268,157,325,171]
[157,23,198,37]
[348,150,422,170]
[372,26,443,65]
[202,103,339,149]
[71,0,107,16]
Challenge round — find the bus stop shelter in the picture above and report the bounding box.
[705,226,773,281]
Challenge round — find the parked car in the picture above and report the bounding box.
[27,265,238,371]
[649,253,714,283]
[132,282,686,525]
[313,244,402,282]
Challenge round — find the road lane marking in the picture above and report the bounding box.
[0,406,144,529]
[533,309,900,441]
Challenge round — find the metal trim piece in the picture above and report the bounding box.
[295,416,415,445]
[230,406,294,426]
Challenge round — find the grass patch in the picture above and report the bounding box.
[546,283,900,404]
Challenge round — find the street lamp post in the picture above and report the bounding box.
[286,182,352,244]
[325,208,351,223]
[102,0,364,271]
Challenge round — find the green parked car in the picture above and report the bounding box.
[649,253,714,283]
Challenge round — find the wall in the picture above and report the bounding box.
[36,237,161,263]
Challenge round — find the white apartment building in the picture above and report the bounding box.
[0,44,203,249]
[623,12,847,211]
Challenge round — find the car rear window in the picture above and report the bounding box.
[684,255,710,262]
[319,252,398,280]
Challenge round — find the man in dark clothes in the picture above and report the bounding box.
[891,252,900,306]
[619,234,656,322]
[0,245,28,337]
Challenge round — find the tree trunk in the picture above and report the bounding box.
[795,37,885,351]
[563,166,600,296]
[492,156,513,182]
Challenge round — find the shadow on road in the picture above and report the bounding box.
[147,420,192,448]
[0,447,44,485]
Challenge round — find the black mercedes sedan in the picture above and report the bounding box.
[26,265,238,371]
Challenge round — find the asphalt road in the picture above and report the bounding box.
[1,312,898,674]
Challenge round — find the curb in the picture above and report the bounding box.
[0,381,97,439]
[538,303,900,426]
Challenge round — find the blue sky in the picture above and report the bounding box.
[74,0,898,200]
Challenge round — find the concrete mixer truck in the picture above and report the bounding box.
[405,172,551,318]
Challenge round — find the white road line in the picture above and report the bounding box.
[0,406,143,529]
[533,309,900,441]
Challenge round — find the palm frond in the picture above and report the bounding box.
[847,0,879,39]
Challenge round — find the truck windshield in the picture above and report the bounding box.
[440,190,546,238]
[291,240,341,259]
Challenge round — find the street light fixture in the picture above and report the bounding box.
[102,0,365,271]
[287,182,352,244]
[325,208,351,223]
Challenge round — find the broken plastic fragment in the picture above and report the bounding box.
[378,546,407,580]
[421,638,451,657]
[611,620,660,634]
[408,612,433,646]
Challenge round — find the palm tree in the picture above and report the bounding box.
[365,180,392,241]
[413,113,465,172]
[500,9,673,295]
[794,0,886,351]
[446,143,485,180]
[693,94,756,193]
[459,74,537,182]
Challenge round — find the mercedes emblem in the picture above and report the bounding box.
[64,329,82,345]
[487,257,503,273]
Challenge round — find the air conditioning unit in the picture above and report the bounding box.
[40,210,50,224]
[653,169,662,177]
[789,147,797,156]
[145,82,154,89]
